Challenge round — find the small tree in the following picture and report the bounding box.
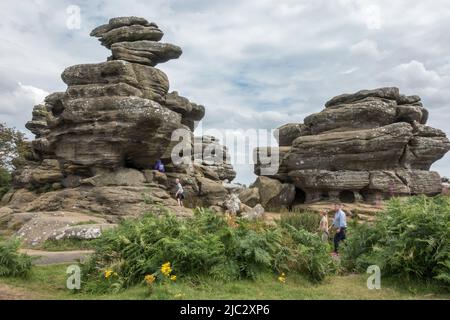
[0,123,28,197]
[0,123,27,170]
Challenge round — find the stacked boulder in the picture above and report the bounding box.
[0,17,235,244]
[252,88,450,206]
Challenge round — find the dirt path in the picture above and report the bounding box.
[0,284,34,300]
[19,249,94,265]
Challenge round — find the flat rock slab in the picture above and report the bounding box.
[19,249,94,266]
[14,211,108,246]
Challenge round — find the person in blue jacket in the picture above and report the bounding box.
[154,159,165,173]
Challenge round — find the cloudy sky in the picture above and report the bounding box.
[0,0,449,184]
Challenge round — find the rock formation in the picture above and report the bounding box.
[252,87,450,207]
[0,17,235,245]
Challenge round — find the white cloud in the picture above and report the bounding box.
[339,0,383,30]
[341,67,359,74]
[17,83,48,105]
[0,83,49,135]
[390,60,441,89]
[350,39,385,60]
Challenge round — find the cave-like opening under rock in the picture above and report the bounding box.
[321,191,330,201]
[293,187,306,205]
[339,190,355,203]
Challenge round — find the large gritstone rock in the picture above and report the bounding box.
[13,159,63,187]
[194,136,236,182]
[325,87,401,108]
[62,60,169,104]
[250,176,295,209]
[404,125,450,170]
[253,87,450,207]
[287,123,414,171]
[49,96,183,171]
[238,187,260,207]
[304,98,397,134]
[274,123,311,146]
[3,17,237,244]
[26,104,49,137]
[254,147,291,182]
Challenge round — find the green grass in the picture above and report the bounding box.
[0,264,448,300]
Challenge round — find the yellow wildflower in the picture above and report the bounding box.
[170,275,177,281]
[278,273,286,283]
[144,274,156,285]
[174,293,184,299]
[161,262,172,277]
[104,270,114,278]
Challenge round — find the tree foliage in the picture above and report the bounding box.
[0,122,27,171]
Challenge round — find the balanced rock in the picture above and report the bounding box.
[1,17,237,242]
[254,87,450,206]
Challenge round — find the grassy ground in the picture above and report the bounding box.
[0,264,448,300]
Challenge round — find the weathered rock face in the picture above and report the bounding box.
[1,17,237,242]
[194,136,236,182]
[166,92,205,131]
[254,87,450,206]
[90,17,164,49]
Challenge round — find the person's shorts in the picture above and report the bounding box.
[177,193,185,200]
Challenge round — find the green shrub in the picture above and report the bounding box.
[281,225,336,282]
[342,195,450,288]
[81,208,335,292]
[279,211,321,233]
[0,239,33,278]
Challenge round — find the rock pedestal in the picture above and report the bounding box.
[252,87,449,206]
[1,17,236,244]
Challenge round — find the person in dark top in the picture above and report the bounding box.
[154,159,165,173]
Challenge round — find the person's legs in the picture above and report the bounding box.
[179,194,184,207]
[341,228,346,241]
[333,232,340,253]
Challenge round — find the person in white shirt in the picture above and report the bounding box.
[175,178,185,207]
[319,211,329,242]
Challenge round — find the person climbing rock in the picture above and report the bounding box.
[319,211,329,242]
[175,178,185,207]
[154,159,165,173]
[332,203,347,256]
